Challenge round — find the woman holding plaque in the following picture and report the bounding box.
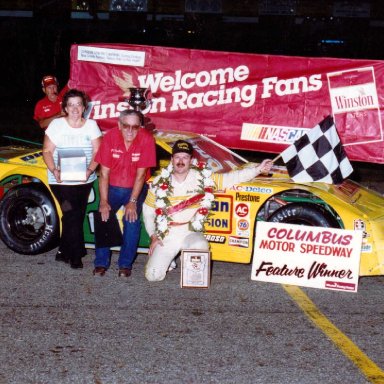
[43,89,102,269]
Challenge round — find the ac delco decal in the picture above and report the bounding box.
[230,185,273,194]
[235,203,249,218]
[205,194,232,234]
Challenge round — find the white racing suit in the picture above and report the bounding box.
[143,164,261,281]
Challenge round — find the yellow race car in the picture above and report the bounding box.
[0,130,383,276]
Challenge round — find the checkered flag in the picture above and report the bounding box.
[280,116,353,184]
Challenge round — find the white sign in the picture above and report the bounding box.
[251,222,363,292]
[77,46,145,67]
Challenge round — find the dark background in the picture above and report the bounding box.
[1,0,384,162]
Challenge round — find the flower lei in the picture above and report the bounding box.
[152,159,216,239]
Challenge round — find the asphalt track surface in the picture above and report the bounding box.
[1,239,384,384]
[0,121,383,384]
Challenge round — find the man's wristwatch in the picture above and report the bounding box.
[129,198,137,203]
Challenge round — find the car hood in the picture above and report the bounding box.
[0,146,45,167]
[246,175,384,219]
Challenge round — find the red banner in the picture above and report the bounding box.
[69,43,384,164]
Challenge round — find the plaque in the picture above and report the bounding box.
[58,149,87,181]
[181,249,211,289]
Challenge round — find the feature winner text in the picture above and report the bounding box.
[253,261,353,280]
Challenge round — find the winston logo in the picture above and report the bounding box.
[327,66,382,145]
[332,86,377,113]
[328,67,379,113]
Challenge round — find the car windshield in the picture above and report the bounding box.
[155,132,247,173]
[189,136,247,173]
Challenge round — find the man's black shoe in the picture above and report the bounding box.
[70,260,83,269]
[55,251,69,264]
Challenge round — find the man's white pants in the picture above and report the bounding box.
[145,231,209,281]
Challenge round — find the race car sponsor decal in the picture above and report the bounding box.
[237,219,249,231]
[335,180,360,196]
[21,152,43,163]
[235,192,260,202]
[235,202,249,218]
[354,219,369,239]
[229,185,273,194]
[88,187,96,203]
[354,219,365,230]
[211,196,230,213]
[241,123,308,144]
[229,236,249,248]
[206,217,229,230]
[204,234,226,244]
[354,219,372,253]
[237,219,250,237]
[361,243,372,253]
[205,194,232,234]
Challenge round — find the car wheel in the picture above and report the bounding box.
[267,202,339,228]
[0,184,59,254]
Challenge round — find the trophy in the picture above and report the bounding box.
[128,87,151,112]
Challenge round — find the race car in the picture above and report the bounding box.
[0,130,383,276]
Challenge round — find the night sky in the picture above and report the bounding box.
[1,1,383,142]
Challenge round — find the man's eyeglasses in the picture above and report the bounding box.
[120,123,141,131]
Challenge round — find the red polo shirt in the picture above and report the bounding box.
[33,96,63,122]
[95,127,156,188]
[33,85,68,123]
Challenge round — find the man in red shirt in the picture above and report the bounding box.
[93,109,157,278]
[33,75,68,129]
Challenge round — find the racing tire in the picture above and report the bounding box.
[0,184,59,255]
[267,202,339,228]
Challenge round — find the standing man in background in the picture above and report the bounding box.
[34,75,68,129]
